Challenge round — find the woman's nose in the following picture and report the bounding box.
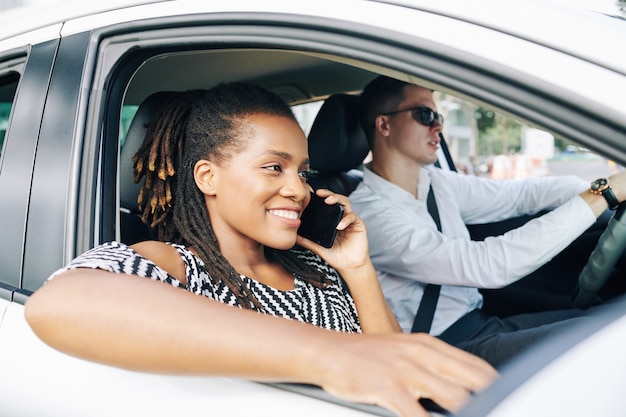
[280,173,309,200]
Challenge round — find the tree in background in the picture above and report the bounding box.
[475,108,524,156]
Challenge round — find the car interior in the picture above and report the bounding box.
[113,46,626,321]
[106,44,625,415]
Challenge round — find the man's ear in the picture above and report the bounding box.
[374,114,391,138]
[194,159,218,195]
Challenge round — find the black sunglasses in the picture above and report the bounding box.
[382,106,444,127]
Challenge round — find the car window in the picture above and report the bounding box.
[292,94,623,184]
[292,101,323,135]
[435,92,624,181]
[119,104,139,147]
[0,73,19,161]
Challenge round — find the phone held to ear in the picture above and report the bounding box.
[298,192,344,248]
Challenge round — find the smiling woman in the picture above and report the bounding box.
[24,81,496,417]
[61,83,381,329]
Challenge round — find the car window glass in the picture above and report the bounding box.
[292,101,323,135]
[0,73,19,160]
[119,104,139,147]
[283,94,626,183]
[435,92,624,181]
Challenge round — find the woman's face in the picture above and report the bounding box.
[199,113,312,251]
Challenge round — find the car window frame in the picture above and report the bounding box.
[0,42,57,302]
[37,11,611,280]
[19,34,86,296]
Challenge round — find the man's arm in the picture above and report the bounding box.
[353,181,596,288]
[435,168,588,225]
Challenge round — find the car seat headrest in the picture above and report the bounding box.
[307,94,369,174]
[119,91,180,211]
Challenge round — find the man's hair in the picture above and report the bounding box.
[359,75,411,148]
[132,82,330,310]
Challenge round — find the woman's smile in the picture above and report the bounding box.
[268,208,302,229]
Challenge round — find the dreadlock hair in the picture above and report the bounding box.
[133,82,332,311]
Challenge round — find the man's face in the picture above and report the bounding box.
[385,85,443,166]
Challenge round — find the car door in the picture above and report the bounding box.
[0,40,57,302]
[0,5,395,417]
[2,2,625,417]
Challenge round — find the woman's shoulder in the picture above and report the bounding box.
[131,241,190,283]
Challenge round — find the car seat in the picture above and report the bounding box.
[306,94,370,195]
[119,91,180,245]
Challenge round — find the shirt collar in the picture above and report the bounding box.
[362,164,433,204]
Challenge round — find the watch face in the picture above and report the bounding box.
[591,178,609,192]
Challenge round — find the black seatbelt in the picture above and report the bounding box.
[411,184,442,333]
[426,183,442,231]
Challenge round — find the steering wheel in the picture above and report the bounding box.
[573,203,626,308]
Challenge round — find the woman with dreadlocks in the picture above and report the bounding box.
[25,82,496,417]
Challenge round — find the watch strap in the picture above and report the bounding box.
[602,187,620,210]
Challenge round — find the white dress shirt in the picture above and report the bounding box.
[350,165,595,334]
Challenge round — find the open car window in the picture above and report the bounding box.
[435,93,624,181]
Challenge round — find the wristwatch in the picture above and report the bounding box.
[590,178,620,210]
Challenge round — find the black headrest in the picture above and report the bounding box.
[308,94,369,174]
[120,91,180,210]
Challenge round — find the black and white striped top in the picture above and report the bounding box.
[52,241,361,333]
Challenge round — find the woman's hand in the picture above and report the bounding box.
[296,188,370,273]
[317,331,498,417]
[297,189,402,333]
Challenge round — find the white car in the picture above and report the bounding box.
[1,1,625,416]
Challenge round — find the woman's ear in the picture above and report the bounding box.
[194,159,218,195]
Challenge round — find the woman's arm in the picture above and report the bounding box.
[25,268,496,417]
[332,261,402,334]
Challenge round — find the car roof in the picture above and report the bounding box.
[2,0,624,112]
[1,0,624,76]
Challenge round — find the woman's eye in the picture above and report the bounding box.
[263,164,282,172]
[298,169,310,180]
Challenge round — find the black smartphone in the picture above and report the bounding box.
[298,192,344,248]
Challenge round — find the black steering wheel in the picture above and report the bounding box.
[573,203,626,308]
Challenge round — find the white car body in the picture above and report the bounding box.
[0,1,625,416]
